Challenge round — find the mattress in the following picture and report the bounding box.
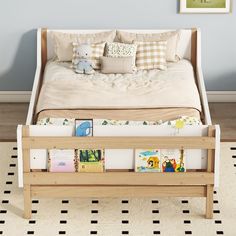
[36,59,202,122]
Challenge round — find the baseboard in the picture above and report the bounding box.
[0,91,31,102]
[0,91,236,103]
[207,91,236,102]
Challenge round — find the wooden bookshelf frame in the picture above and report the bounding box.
[22,125,216,219]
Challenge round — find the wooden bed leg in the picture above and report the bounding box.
[22,126,31,219]
[206,126,215,219]
[206,185,213,219]
[23,184,32,219]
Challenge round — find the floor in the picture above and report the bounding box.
[210,103,236,141]
[0,103,235,141]
[0,142,235,236]
[0,103,28,141]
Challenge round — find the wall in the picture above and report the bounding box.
[0,0,235,91]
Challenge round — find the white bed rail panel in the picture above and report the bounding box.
[26,30,42,125]
[196,29,212,125]
[17,124,220,188]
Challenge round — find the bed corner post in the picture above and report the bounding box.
[22,126,32,219]
[191,28,197,73]
[41,28,48,74]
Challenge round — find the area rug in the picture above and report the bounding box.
[0,143,236,236]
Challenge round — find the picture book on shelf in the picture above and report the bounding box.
[135,149,161,172]
[75,119,93,137]
[78,149,104,172]
[48,149,76,172]
[161,149,186,172]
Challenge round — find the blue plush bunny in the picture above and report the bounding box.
[74,44,94,74]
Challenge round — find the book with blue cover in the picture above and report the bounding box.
[75,119,93,137]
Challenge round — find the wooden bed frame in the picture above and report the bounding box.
[17,28,220,219]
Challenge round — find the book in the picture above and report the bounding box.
[135,149,161,172]
[75,119,93,137]
[161,149,186,172]
[48,149,76,172]
[78,149,104,172]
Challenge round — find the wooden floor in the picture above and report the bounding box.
[209,103,236,141]
[0,103,235,141]
[0,103,28,141]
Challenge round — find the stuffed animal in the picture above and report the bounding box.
[74,44,94,74]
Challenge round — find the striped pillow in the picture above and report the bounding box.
[72,42,105,70]
[135,41,167,70]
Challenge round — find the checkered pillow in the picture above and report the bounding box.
[72,42,105,70]
[135,41,167,70]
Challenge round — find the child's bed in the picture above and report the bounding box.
[17,28,220,219]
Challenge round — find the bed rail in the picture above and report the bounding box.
[20,125,218,219]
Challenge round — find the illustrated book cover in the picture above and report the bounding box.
[48,149,76,172]
[161,149,186,172]
[75,119,93,137]
[135,149,161,172]
[78,149,104,172]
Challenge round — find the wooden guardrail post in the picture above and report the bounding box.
[206,126,215,219]
[22,126,32,219]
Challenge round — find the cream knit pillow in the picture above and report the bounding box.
[100,56,134,74]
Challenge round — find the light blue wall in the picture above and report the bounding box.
[0,0,235,91]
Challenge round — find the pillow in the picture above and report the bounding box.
[105,42,137,70]
[52,30,116,61]
[116,30,180,62]
[105,42,137,57]
[100,56,134,74]
[72,42,106,70]
[135,41,167,70]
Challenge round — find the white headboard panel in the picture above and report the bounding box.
[46,29,194,61]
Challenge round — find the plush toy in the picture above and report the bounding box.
[74,44,94,74]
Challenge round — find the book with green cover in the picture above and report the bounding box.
[78,149,104,172]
